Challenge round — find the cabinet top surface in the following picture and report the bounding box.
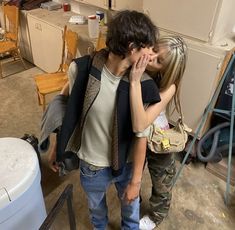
[26,8,91,40]
[159,29,235,54]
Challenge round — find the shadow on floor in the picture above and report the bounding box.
[1,56,35,78]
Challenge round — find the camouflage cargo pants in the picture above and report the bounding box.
[146,151,176,226]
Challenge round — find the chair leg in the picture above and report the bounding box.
[17,49,27,70]
[0,60,2,79]
[42,94,46,112]
[37,90,43,106]
[37,91,46,111]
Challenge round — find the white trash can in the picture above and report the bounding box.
[0,137,47,230]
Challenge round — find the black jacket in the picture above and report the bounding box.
[57,49,161,175]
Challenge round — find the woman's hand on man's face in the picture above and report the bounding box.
[129,54,151,83]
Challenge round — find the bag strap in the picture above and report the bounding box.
[175,103,184,124]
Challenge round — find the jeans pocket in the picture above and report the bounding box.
[79,160,103,177]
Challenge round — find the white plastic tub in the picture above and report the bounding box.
[0,137,47,230]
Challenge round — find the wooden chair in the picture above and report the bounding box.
[0,3,26,78]
[96,29,106,51]
[34,26,78,111]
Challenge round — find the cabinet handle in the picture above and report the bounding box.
[35,23,42,31]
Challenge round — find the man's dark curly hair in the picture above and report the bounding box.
[106,10,158,58]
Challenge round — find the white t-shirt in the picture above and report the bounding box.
[68,62,121,166]
[135,111,170,138]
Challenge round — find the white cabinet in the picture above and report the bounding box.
[24,9,96,71]
[75,0,142,11]
[27,14,63,72]
[19,11,33,63]
[142,0,235,138]
[168,35,234,137]
[110,0,142,11]
[143,0,235,43]
[77,0,109,10]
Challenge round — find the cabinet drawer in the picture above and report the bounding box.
[27,15,63,72]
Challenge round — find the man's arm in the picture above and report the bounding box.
[123,137,147,204]
[47,61,77,172]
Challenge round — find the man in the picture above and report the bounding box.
[50,10,161,229]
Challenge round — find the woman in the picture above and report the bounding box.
[124,35,188,230]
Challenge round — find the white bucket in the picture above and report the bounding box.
[0,137,47,230]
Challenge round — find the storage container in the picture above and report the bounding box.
[0,137,46,230]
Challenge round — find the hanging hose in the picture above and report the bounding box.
[197,122,230,162]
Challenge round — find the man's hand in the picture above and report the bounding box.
[48,138,59,172]
[122,181,141,205]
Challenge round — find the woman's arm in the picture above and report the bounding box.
[130,79,175,132]
[129,55,176,132]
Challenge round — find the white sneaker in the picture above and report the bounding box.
[139,215,156,230]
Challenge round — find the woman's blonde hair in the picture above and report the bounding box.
[155,35,187,116]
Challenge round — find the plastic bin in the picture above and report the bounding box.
[0,137,47,230]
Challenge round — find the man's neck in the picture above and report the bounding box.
[105,52,131,77]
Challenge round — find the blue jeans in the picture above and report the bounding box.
[80,160,139,230]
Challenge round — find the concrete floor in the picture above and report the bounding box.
[0,59,235,229]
